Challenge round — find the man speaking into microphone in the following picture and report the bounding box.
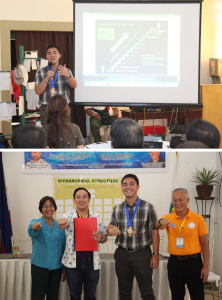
[35,44,77,125]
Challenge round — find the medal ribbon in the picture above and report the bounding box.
[47,66,59,90]
[125,198,140,229]
[77,211,89,218]
[177,217,187,235]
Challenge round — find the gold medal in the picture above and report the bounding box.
[50,88,57,95]
[126,227,135,237]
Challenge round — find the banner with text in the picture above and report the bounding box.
[23,151,168,173]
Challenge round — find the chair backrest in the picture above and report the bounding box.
[99,236,118,253]
[12,238,32,254]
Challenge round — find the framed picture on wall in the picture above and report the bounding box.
[22,151,169,173]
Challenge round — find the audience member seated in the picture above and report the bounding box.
[186,119,220,148]
[44,95,84,148]
[110,118,144,148]
[11,124,48,148]
[84,106,119,143]
[177,141,209,148]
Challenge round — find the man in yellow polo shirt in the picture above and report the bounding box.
[155,188,209,300]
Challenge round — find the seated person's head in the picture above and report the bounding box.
[186,119,220,148]
[11,124,47,148]
[46,94,70,124]
[110,118,144,149]
[176,141,209,149]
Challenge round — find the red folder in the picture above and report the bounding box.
[75,217,98,251]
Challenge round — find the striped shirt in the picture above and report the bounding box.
[35,66,73,105]
[109,198,158,249]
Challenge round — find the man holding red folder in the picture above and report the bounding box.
[107,174,159,300]
[57,187,107,300]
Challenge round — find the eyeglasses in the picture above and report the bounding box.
[42,205,55,209]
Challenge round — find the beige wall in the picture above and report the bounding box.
[0,0,73,22]
[201,0,216,84]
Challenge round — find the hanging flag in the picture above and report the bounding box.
[0,152,13,253]
[170,152,181,213]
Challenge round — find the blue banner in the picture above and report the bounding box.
[24,151,166,170]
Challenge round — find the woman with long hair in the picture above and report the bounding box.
[44,95,84,148]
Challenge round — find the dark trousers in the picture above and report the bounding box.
[167,256,204,300]
[114,247,155,300]
[65,257,100,300]
[31,264,63,300]
[90,115,116,143]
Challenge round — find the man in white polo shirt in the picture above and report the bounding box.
[85,106,119,143]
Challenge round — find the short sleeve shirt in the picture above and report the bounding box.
[109,198,158,249]
[162,208,208,255]
[61,208,107,270]
[35,66,73,105]
[43,123,85,148]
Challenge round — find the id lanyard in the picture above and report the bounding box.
[125,198,140,237]
[77,212,89,218]
[178,216,187,236]
[47,66,59,97]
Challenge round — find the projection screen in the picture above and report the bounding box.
[74,1,201,106]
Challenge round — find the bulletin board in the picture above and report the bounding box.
[54,175,124,226]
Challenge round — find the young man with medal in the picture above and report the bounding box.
[35,44,77,125]
[107,174,159,300]
[155,188,209,300]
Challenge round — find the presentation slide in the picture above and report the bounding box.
[74,3,200,105]
[84,15,179,87]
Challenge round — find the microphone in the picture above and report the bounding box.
[48,62,54,80]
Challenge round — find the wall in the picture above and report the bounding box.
[0,0,73,22]
[2,151,218,252]
[201,0,216,84]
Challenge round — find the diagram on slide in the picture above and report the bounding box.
[96,20,168,76]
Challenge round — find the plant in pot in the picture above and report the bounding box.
[191,168,220,198]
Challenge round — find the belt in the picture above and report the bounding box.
[119,246,150,252]
[170,253,201,260]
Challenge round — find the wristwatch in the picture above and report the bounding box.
[68,74,72,78]
[152,253,159,256]
[159,218,163,226]
[100,236,105,243]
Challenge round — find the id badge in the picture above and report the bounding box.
[176,237,184,249]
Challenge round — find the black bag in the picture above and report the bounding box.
[92,107,112,125]
[170,136,185,148]
[0,133,11,149]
